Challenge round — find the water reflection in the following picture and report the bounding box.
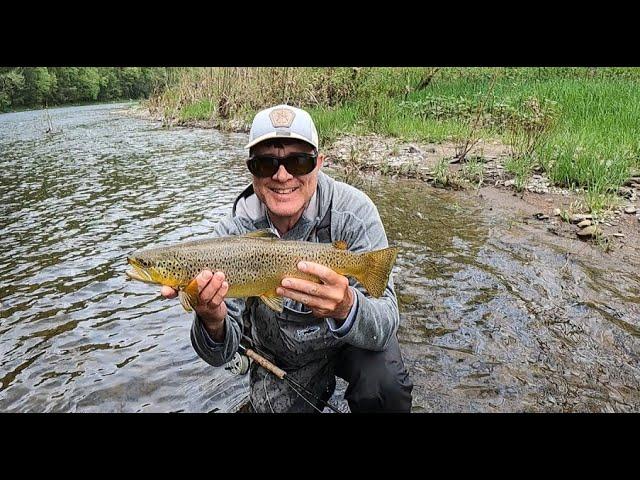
[1,104,251,412]
[334,174,640,412]
[1,104,639,412]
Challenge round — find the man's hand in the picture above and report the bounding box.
[276,261,354,322]
[161,270,229,342]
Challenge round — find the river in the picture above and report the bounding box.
[1,103,639,412]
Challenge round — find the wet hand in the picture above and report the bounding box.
[160,270,229,341]
[193,270,229,337]
[161,285,179,299]
[277,261,354,321]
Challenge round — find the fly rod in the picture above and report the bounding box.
[237,344,343,414]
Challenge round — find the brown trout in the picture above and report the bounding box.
[126,229,398,312]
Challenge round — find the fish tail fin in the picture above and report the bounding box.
[178,278,200,312]
[354,247,399,298]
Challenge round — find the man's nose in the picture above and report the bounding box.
[272,164,293,181]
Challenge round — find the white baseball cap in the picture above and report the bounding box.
[244,104,319,150]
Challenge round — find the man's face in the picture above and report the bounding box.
[250,139,324,222]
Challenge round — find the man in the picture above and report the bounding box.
[161,104,413,412]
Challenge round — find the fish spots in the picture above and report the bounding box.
[130,235,361,296]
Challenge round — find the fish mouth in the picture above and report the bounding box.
[126,257,154,283]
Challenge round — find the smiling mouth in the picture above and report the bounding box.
[269,187,299,195]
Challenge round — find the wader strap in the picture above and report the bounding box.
[232,184,255,217]
[315,200,332,244]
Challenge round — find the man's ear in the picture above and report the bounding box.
[317,153,325,169]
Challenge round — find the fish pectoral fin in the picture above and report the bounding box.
[178,278,200,312]
[259,294,284,313]
[178,291,193,312]
[243,229,278,239]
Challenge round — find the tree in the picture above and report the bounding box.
[21,67,56,106]
[76,67,101,101]
[0,67,168,111]
[0,68,25,111]
[97,68,122,100]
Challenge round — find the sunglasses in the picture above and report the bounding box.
[246,152,318,178]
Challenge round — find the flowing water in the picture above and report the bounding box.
[1,103,639,412]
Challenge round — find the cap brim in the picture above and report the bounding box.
[245,132,318,150]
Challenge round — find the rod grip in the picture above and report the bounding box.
[244,348,286,379]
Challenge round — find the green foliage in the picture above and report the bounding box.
[179,99,215,121]
[0,67,168,112]
[0,68,25,111]
[20,68,56,105]
[460,156,485,189]
[505,156,535,192]
[147,68,640,206]
[433,158,452,187]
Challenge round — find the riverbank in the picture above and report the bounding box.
[321,133,640,254]
[1,99,139,115]
[146,68,640,215]
[0,67,167,113]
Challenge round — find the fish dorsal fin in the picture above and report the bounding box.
[259,294,284,312]
[333,240,348,250]
[243,229,278,239]
[178,278,200,312]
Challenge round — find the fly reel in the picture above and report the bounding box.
[225,352,251,375]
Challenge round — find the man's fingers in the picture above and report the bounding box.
[161,285,178,299]
[276,287,320,309]
[281,277,327,298]
[211,281,229,307]
[196,270,214,291]
[297,261,339,284]
[199,271,226,303]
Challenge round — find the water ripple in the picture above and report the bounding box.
[1,104,250,412]
[2,105,640,412]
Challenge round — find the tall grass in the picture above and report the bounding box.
[149,67,640,212]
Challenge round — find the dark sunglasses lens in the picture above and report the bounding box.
[248,153,317,177]
[283,154,316,175]
[248,157,278,177]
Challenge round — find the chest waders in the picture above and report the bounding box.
[223,185,341,412]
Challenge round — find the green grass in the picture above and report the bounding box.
[152,67,640,213]
[179,99,215,121]
[316,68,640,212]
[505,156,534,192]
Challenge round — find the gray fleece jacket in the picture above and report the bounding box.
[190,170,399,412]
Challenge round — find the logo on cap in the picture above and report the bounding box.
[269,108,296,128]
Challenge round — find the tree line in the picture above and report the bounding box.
[0,67,169,112]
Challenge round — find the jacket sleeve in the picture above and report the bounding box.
[189,216,248,367]
[330,189,400,351]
